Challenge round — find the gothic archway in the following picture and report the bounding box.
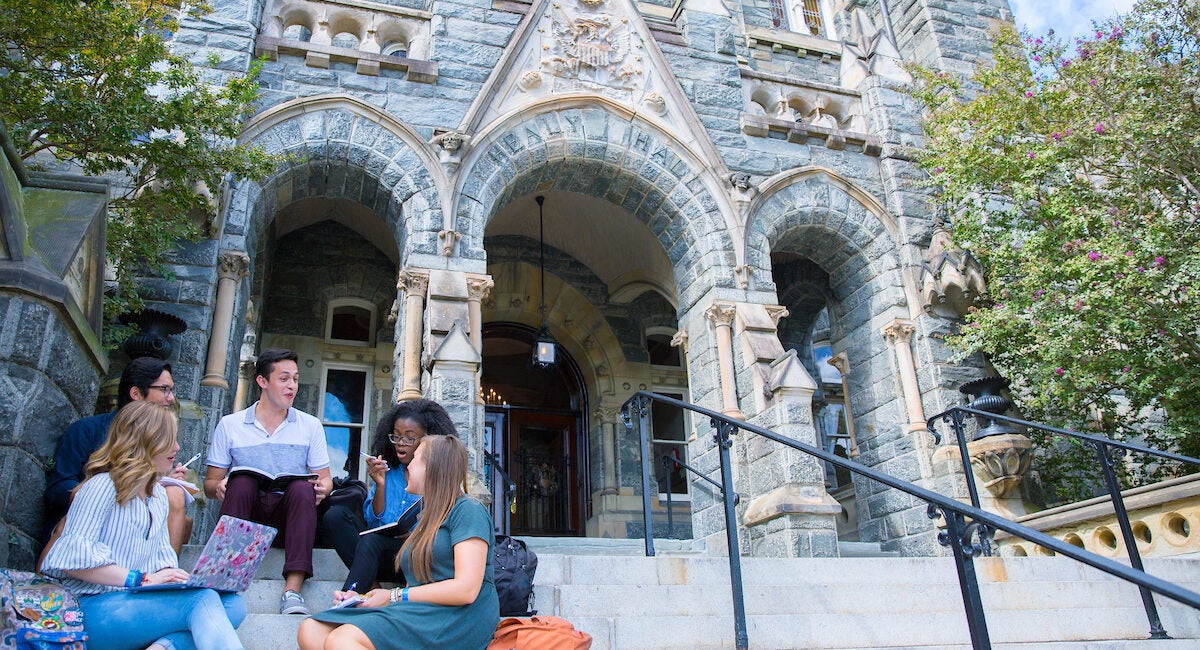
[481,322,589,536]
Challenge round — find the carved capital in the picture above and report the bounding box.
[670,328,689,353]
[764,305,789,327]
[466,276,495,302]
[592,405,621,423]
[398,268,429,297]
[828,351,851,377]
[705,302,737,327]
[217,250,250,281]
[882,319,915,344]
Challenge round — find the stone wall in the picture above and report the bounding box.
[152,0,1015,554]
[0,136,108,569]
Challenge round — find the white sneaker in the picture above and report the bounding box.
[280,589,309,615]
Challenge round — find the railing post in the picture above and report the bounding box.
[713,419,749,650]
[948,409,983,511]
[631,396,657,557]
[932,505,992,650]
[1093,441,1169,639]
[664,456,674,539]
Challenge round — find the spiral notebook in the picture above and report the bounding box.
[130,515,277,593]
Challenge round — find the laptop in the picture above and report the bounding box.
[131,515,277,593]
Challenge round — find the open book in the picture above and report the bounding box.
[229,467,318,493]
[360,498,422,538]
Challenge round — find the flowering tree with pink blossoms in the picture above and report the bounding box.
[911,0,1199,498]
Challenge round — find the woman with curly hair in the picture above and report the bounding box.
[41,400,246,650]
[298,433,500,650]
[323,400,454,592]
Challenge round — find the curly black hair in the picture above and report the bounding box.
[368,399,458,469]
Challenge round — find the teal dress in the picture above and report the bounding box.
[312,496,500,650]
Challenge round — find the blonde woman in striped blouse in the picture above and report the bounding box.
[41,400,246,650]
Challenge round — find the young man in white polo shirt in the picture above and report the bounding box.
[204,348,333,615]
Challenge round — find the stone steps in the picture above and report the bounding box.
[173,544,1200,650]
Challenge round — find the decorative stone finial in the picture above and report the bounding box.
[920,227,987,318]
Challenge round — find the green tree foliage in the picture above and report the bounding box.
[0,0,275,339]
[911,0,1200,498]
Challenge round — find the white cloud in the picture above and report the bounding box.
[1008,0,1136,44]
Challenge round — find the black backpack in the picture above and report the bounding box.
[493,535,537,616]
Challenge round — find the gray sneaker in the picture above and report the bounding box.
[280,589,309,615]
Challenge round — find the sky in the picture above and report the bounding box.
[1008,0,1136,44]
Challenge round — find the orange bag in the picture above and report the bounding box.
[486,616,593,650]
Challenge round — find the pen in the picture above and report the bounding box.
[347,582,358,594]
[179,452,202,469]
[360,451,376,460]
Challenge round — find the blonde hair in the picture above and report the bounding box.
[84,400,178,505]
[398,434,468,584]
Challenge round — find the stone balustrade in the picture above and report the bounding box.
[997,474,1200,559]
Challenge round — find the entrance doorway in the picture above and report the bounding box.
[482,323,587,536]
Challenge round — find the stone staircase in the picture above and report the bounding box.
[187,540,1200,649]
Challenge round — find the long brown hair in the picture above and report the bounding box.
[397,434,468,583]
[84,401,178,505]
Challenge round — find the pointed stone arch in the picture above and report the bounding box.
[749,165,934,551]
[747,166,906,307]
[224,93,444,266]
[454,98,741,312]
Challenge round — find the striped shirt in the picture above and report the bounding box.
[206,402,330,477]
[40,472,178,595]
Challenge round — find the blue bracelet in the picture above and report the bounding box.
[401,587,409,602]
[124,570,143,588]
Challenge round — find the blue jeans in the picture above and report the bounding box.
[79,589,246,650]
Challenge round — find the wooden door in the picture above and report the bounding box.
[508,411,580,536]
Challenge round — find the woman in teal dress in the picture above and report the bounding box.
[298,434,500,650]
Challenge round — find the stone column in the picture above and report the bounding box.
[397,269,429,402]
[594,405,621,494]
[232,359,256,412]
[705,301,743,418]
[882,318,926,432]
[466,275,493,404]
[201,251,250,389]
[827,352,859,456]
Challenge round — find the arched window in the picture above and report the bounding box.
[799,0,825,36]
[769,0,789,29]
[326,298,376,346]
[382,42,408,58]
[282,24,313,42]
[331,32,359,49]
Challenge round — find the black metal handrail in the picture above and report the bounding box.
[927,404,1200,639]
[662,453,736,539]
[622,391,1200,650]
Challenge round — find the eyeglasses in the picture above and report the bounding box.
[147,385,175,397]
[388,434,421,446]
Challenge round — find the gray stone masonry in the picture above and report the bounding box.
[52,0,1027,557]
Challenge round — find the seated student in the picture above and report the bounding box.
[41,401,246,650]
[322,401,449,592]
[44,356,194,556]
[298,433,500,650]
[203,348,332,616]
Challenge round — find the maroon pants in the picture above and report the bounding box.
[220,474,317,578]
